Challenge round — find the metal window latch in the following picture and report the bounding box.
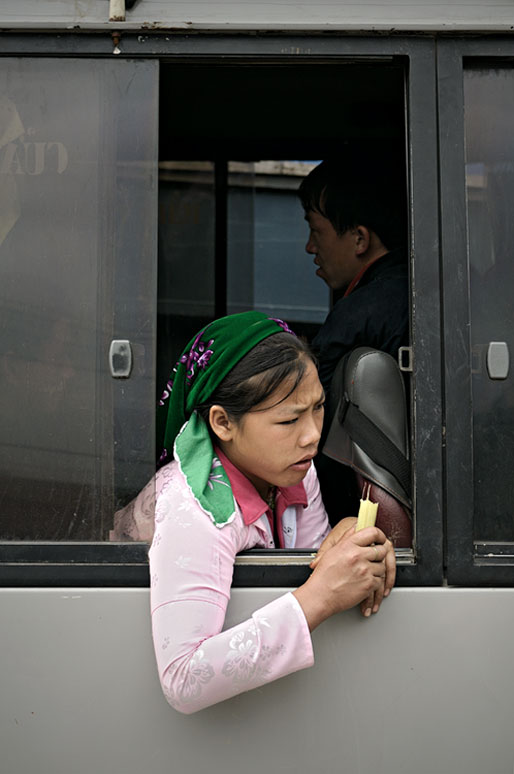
[109,340,132,378]
[486,341,509,380]
[398,346,413,373]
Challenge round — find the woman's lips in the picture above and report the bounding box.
[289,457,313,471]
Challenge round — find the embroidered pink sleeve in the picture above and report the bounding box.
[294,462,331,549]
[149,467,314,714]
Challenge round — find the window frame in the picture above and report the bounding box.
[438,38,514,585]
[0,33,442,587]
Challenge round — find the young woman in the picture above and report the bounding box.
[113,311,395,714]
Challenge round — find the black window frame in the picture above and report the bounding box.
[0,33,442,587]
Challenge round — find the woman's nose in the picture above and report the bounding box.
[300,413,322,447]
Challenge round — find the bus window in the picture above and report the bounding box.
[157,62,410,546]
[157,161,216,394]
[0,58,158,540]
[226,161,328,335]
[464,66,514,543]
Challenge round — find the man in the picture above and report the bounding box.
[298,158,409,519]
[299,158,409,399]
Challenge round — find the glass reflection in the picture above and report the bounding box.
[464,67,514,541]
[0,59,157,540]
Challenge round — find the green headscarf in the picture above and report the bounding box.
[157,311,296,527]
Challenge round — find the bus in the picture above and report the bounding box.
[2,2,514,772]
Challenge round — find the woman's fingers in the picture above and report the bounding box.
[360,537,396,616]
[360,593,375,618]
[383,539,396,597]
[368,543,387,563]
[305,523,396,625]
[351,525,388,547]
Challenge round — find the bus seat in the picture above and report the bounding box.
[322,347,412,548]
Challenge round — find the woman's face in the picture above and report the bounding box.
[216,358,325,498]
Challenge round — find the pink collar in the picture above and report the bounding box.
[215,448,308,527]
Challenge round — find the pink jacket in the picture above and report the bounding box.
[128,457,329,714]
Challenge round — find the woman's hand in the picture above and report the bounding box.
[309,517,358,569]
[293,525,396,631]
[311,519,396,617]
[357,533,396,618]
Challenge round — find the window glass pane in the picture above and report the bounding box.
[156,160,328,390]
[464,67,514,541]
[227,161,329,335]
[0,59,157,540]
[157,161,216,393]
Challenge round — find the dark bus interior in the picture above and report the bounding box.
[157,61,408,393]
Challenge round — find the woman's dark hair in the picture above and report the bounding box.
[196,332,315,428]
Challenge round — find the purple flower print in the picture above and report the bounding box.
[180,330,215,385]
[206,456,231,491]
[269,317,296,336]
[158,377,175,406]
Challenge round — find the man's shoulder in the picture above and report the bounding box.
[312,251,408,353]
[340,251,408,310]
[315,267,406,337]
[367,248,408,280]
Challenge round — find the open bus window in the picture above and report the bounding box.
[227,160,328,332]
[157,161,217,393]
[157,62,410,550]
[156,159,328,389]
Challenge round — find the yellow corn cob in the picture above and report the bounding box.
[356,485,379,531]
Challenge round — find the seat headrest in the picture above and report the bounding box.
[322,347,411,508]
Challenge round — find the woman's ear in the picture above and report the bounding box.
[208,405,235,442]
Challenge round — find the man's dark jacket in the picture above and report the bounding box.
[312,248,409,522]
[313,248,409,398]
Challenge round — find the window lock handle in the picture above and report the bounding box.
[486,341,510,380]
[109,339,132,378]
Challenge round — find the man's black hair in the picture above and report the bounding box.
[298,158,407,251]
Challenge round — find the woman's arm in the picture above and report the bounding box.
[150,466,394,714]
[152,592,314,715]
[149,474,315,715]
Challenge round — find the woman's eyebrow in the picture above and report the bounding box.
[276,390,325,415]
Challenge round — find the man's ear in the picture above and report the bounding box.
[208,405,235,442]
[354,225,371,255]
